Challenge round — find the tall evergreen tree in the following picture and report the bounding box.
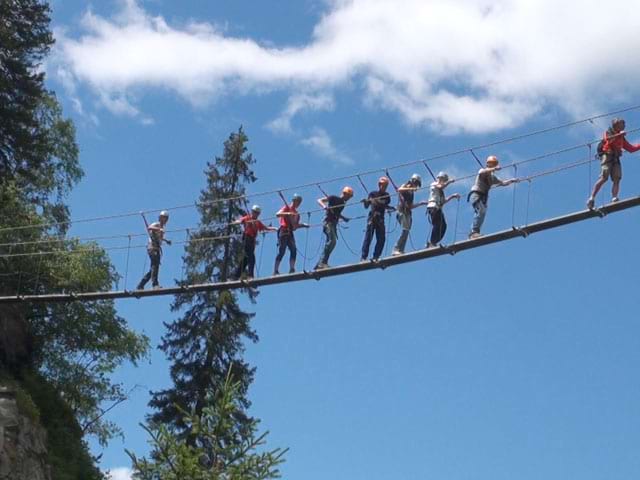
[150,127,260,440]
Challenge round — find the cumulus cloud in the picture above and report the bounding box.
[54,0,640,133]
[267,93,335,133]
[301,127,354,165]
[107,467,133,480]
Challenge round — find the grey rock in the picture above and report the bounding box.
[0,384,51,480]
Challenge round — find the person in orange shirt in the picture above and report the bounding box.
[587,118,640,209]
[273,194,309,275]
[233,205,276,280]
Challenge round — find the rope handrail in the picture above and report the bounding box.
[4,125,636,251]
[1,195,638,304]
[0,105,637,235]
[0,151,601,260]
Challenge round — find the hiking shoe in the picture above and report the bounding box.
[468,232,481,239]
[360,257,368,263]
[315,262,329,270]
[272,270,280,276]
[288,268,296,274]
[426,242,436,249]
[587,197,595,209]
[391,249,402,256]
[152,285,162,290]
[136,284,145,291]
[612,196,619,203]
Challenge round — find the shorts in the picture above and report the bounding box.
[601,154,622,182]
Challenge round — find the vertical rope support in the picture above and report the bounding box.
[257,232,266,278]
[303,212,311,271]
[511,164,518,227]
[587,144,593,195]
[34,255,43,294]
[124,235,132,291]
[452,197,461,245]
[525,180,532,226]
[181,229,190,283]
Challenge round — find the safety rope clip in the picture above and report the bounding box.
[444,245,457,256]
[594,208,607,218]
[511,226,529,238]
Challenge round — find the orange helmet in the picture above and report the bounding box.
[486,155,499,167]
[378,176,389,185]
[342,186,354,197]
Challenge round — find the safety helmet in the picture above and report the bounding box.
[342,186,354,197]
[612,117,626,129]
[251,205,261,214]
[436,171,449,182]
[378,176,389,185]
[486,155,499,167]
[291,193,302,203]
[159,210,169,218]
[410,173,422,187]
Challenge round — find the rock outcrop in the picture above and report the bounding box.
[0,385,51,480]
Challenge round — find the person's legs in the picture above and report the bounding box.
[245,236,256,277]
[361,221,375,259]
[611,162,622,200]
[235,236,248,278]
[287,234,297,272]
[589,156,612,207]
[372,219,386,259]
[274,229,288,274]
[137,252,153,289]
[429,208,446,245]
[150,250,161,287]
[318,222,337,266]
[470,194,487,235]
[393,212,412,253]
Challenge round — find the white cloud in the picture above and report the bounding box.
[301,127,354,165]
[107,467,133,480]
[54,0,640,133]
[267,93,335,133]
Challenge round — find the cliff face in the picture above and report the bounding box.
[0,386,51,480]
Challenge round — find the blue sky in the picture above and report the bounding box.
[39,1,640,479]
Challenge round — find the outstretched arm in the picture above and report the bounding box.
[623,137,640,153]
[444,193,461,204]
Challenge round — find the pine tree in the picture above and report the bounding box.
[150,127,260,441]
[129,370,286,479]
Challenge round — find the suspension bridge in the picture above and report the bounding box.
[2,105,640,304]
[0,196,637,304]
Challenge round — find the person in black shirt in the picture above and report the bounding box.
[361,176,394,261]
[315,186,354,270]
[392,173,423,255]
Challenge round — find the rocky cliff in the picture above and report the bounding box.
[0,385,51,480]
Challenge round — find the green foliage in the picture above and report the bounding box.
[20,370,105,480]
[0,0,150,453]
[129,371,287,480]
[150,128,259,439]
[0,370,39,422]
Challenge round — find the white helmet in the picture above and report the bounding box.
[410,173,422,187]
[159,210,169,218]
[251,204,261,214]
[437,171,449,182]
